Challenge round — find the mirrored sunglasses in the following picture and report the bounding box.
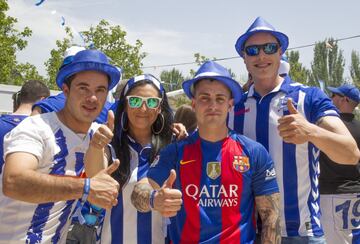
[244,43,279,56]
[126,96,162,109]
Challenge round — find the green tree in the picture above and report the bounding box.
[160,68,184,91]
[45,20,146,89]
[0,0,41,85]
[350,50,360,87]
[287,50,310,84]
[309,38,345,88]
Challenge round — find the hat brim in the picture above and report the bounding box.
[235,30,289,58]
[182,75,242,104]
[327,87,344,96]
[56,62,120,90]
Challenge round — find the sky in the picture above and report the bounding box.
[7,0,360,83]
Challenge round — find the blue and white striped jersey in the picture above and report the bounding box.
[228,76,339,237]
[0,112,99,243]
[99,136,166,244]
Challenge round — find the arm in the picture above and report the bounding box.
[3,152,120,209]
[255,193,281,244]
[131,170,182,217]
[85,111,114,177]
[3,152,83,203]
[278,99,360,164]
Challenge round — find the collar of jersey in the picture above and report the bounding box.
[247,76,293,99]
[127,135,152,155]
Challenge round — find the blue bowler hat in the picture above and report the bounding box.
[56,49,121,90]
[182,61,242,104]
[235,16,289,58]
[328,84,360,103]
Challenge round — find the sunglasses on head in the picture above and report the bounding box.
[126,96,162,109]
[244,43,279,56]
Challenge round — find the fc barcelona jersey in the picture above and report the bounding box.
[148,130,278,244]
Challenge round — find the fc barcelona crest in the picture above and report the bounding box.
[206,162,221,180]
[233,156,250,173]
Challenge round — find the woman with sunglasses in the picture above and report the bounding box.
[84,74,174,244]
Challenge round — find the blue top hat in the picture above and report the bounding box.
[123,74,165,96]
[182,61,242,104]
[235,17,289,58]
[328,84,360,103]
[56,49,121,90]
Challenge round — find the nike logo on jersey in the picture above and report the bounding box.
[180,160,196,165]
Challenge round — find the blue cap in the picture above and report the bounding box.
[123,74,165,95]
[328,84,360,103]
[56,49,121,90]
[182,61,242,104]
[235,17,289,58]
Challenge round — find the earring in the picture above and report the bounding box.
[121,112,129,131]
[152,113,165,135]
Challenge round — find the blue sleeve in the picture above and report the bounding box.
[147,143,178,187]
[32,93,65,113]
[250,143,279,196]
[305,87,339,123]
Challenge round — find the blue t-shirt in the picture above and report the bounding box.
[0,114,28,174]
[148,130,278,244]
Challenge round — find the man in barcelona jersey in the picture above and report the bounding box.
[131,60,281,243]
[229,16,360,243]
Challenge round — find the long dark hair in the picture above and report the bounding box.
[111,79,174,187]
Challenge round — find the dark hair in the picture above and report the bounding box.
[18,80,50,104]
[174,105,197,134]
[111,80,174,187]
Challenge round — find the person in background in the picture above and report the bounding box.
[0,49,121,243]
[85,74,174,244]
[174,104,197,134]
[230,16,360,243]
[0,80,50,173]
[131,61,281,243]
[319,84,360,244]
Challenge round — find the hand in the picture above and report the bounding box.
[172,123,188,140]
[277,98,315,144]
[88,159,120,209]
[154,170,182,217]
[90,111,115,149]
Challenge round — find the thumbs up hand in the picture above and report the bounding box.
[153,170,182,217]
[88,159,121,209]
[90,111,115,150]
[277,98,316,144]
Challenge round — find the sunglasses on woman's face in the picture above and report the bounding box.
[126,96,162,109]
[244,43,279,56]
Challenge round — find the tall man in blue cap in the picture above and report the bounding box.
[131,61,281,243]
[0,49,121,243]
[229,17,360,243]
[319,84,360,244]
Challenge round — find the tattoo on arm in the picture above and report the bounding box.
[255,193,281,244]
[131,182,153,212]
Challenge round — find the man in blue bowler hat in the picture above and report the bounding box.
[229,16,360,244]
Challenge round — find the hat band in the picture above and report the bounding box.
[124,74,163,95]
[249,26,274,32]
[194,72,222,79]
